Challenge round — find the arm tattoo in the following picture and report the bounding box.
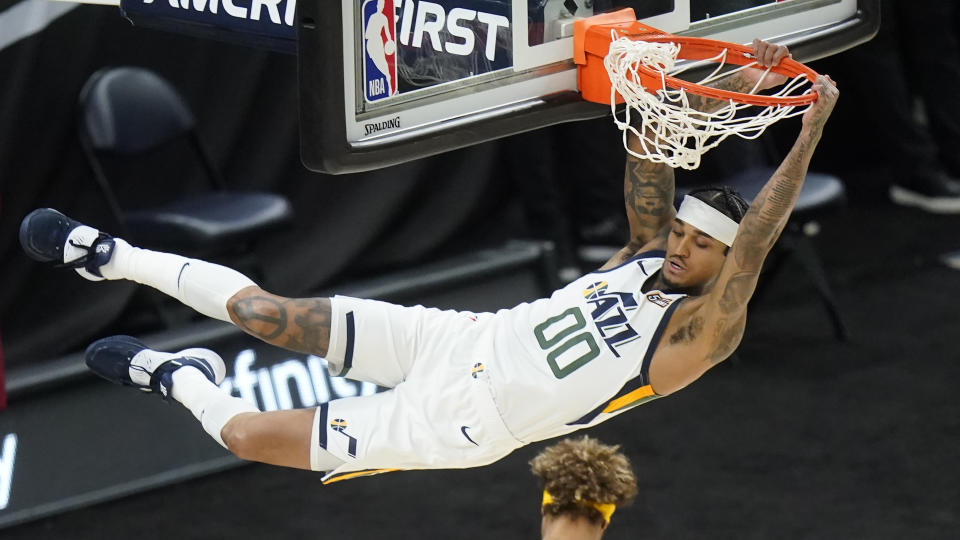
[625,159,672,216]
[706,129,820,335]
[757,150,805,225]
[623,155,675,245]
[669,315,704,345]
[289,299,333,355]
[731,131,817,272]
[688,73,755,113]
[605,246,636,269]
[229,295,332,356]
[231,296,287,340]
[718,272,757,314]
[707,316,745,365]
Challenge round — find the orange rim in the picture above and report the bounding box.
[576,15,820,107]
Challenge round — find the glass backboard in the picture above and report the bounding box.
[298,0,880,174]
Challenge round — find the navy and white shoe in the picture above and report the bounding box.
[19,208,117,281]
[85,335,226,400]
[890,173,960,213]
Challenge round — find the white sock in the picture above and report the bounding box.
[171,367,259,448]
[99,239,256,323]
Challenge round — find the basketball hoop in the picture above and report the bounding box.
[574,9,820,170]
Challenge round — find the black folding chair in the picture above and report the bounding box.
[77,66,293,255]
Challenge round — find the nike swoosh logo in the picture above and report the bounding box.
[177,262,191,288]
[460,425,478,446]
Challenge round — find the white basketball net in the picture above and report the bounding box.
[605,36,814,170]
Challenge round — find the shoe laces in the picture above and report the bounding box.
[149,361,178,403]
[53,233,111,271]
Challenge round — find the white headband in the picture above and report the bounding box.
[675,195,740,247]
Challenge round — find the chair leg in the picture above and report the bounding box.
[791,233,849,341]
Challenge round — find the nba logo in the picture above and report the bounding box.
[362,0,398,102]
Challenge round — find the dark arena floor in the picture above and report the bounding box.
[4,201,959,540]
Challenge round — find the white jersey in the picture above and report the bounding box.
[315,250,687,482]
[482,250,687,443]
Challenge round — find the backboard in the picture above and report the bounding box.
[298,0,879,174]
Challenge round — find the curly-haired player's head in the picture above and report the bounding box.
[530,436,638,539]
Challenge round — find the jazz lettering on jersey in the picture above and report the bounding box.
[583,282,640,357]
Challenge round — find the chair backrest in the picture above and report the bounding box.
[78,67,197,154]
[76,66,227,230]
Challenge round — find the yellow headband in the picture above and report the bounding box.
[542,490,617,525]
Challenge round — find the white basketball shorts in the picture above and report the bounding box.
[312,296,523,483]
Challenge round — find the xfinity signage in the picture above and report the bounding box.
[223,349,378,411]
[0,339,381,528]
[0,434,15,511]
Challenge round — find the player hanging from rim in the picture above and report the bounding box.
[20,40,838,483]
[531,436,637,540]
